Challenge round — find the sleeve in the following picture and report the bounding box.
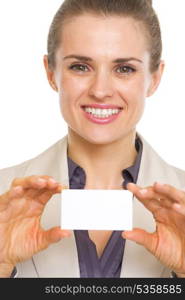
[171,271,178,278]
[10,267,18,278]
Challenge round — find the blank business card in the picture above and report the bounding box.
[61,189,133,230]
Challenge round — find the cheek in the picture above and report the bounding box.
[129,83,146,116]
[118,78,147,126]
[58,76,89,126]
[119,77,147,107]
[59,75,87,110]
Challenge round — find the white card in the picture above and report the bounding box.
[61,189,133,230]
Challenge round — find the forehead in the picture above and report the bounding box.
[57,14,148,60]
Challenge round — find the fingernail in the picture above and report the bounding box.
[13,186,22,193]
[139,189,147,194]
[173,203,181,210]
[62,231,71,237]
[37,178,46,183]
[155,182,164,187]
[49,178,57,184]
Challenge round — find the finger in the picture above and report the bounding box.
[24,177,62,198]
[11,176,64,200]
[0,184,51,209]
[0,186,24,207]
[11,175,59,191]
[56,184,68,193]
[135,182,185,212]
[35,189,57,205]
[122,228,157,254]
[36,184,69,205]
[41,227,72,248]
[25,182,68,204]
[172,203,185,216]
[137,187,177,212]
[9,185,24,198]
[158,197,178,209]
[11,176,46,189]
[0,182,66,210]
[153,182,185,205]
[127,183,162,213]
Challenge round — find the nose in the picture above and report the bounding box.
[88,71,114,100]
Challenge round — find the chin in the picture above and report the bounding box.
[80,132,122,146]
[69,124,132,146]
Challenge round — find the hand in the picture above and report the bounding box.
[123,182,185,277]
[0,175,71,277]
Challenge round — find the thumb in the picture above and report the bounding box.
[122,228,157,254]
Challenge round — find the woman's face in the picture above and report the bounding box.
[46,14,163,144]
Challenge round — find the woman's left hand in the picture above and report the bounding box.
[123,182,185,277]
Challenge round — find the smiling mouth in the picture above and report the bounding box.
[81,105,123,119]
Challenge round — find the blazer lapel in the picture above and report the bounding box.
[120,133,181,277]
[26,136,80,277]
[18,134,182,277]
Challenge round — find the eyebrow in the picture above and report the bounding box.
[63,55,143,64]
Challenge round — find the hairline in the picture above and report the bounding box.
[51,13,151,68]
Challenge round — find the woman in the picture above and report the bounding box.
[0,0,185,278]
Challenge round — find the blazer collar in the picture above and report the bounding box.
[30,134,173,277]
[58,133,172,277]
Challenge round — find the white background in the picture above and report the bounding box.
[0,0,184,169]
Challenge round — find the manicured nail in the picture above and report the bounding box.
[62,231,71,237]
[155,182,164,187]
[37,178,46,183]
[35,178,47,189]
[11,186,23,197]
[173,203,181,210]
[48,178,57,184]
[13,186,23,193]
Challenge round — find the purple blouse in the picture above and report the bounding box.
[67,136,143,278]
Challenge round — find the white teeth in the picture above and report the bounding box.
[84,107,121,118]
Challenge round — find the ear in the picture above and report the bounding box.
[147,60,165,97]
[43,55,58,92]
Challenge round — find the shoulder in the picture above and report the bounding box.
[0,136,68,193]
[167,164,185,185]
[138,132,185,187]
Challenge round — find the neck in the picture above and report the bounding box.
[67,129,137,189]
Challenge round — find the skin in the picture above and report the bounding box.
[0,176,71,277]
[44,15,163,189]
[0,14,185,277]
[124,182,185,277]
[44,14,185,277]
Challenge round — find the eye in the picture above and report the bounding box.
[69,64,89,72]
[116,65,136,74]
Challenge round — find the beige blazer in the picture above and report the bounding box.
[0,133,185,278]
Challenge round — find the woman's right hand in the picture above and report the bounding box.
[0,175,70,277]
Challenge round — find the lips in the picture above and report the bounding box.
[81,104,123,125]
[81,104,123,109]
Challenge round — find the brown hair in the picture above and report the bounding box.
[47,0,162,73]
